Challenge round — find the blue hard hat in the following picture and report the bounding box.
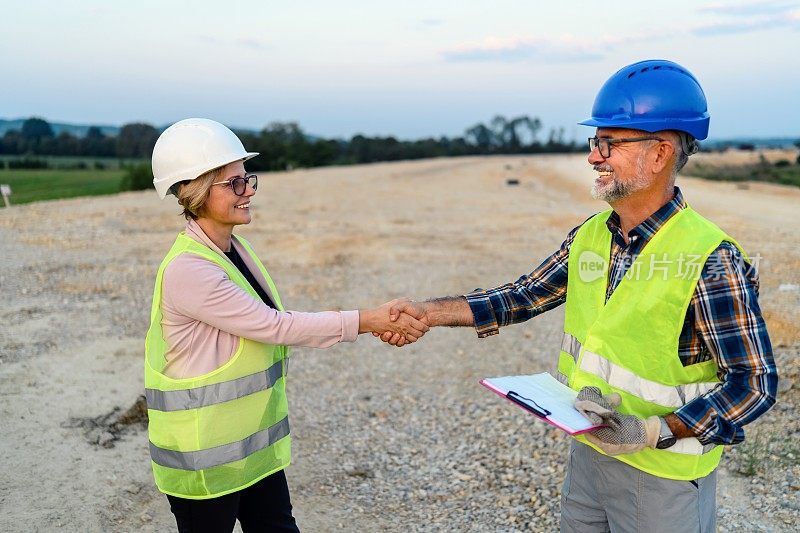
[579,59,710,140]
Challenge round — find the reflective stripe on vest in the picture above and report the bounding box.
[560,333,719,410]
[561,332,581,362]
[146,360,283,412]
[150,416,290,471]
[578,349,719,409]
[559,334,716,455]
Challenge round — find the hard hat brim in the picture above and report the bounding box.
[577,117,709,141]
[155,152,260,199]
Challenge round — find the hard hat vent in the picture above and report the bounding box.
[627,64,687,79]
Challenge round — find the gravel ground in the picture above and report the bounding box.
[0,154,797,532]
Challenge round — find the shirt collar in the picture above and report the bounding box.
[605,187,687,243]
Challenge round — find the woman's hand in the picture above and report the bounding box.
[359,299,430,346]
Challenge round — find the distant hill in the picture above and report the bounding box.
[0,118,120,138]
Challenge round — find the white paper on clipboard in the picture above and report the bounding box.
[480,372,600,435]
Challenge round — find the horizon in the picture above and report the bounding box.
[2,116,797,145]
[4,1,799,140]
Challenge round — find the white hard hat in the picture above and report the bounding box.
[151,118,259,199]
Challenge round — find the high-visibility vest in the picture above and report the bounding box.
[557,206,745,480]
[144,233,291,499]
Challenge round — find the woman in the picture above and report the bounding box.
[145,118,427,532]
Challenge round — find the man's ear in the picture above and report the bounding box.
[652,140,676,174]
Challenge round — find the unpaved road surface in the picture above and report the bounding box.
[1,154,798,531]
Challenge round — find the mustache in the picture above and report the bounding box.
[593,165,613,172]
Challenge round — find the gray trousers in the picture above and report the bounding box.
[560,441,717,533]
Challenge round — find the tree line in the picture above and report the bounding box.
[1,116,581,169]
[1,118,159,159]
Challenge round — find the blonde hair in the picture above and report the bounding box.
[174,166,226,220]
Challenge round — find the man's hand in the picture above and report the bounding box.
[574,386,660,456]
[574,385,622,425]
[370,296,474,346]
[359,299,430,347]
[374,299,429,346]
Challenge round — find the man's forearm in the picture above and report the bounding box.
[423,296,475,327]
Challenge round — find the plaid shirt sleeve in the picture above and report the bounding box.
[464,223,582,337]
[673,242,778,445]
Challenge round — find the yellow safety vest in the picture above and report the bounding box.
[144,233,291,499]
[558,206,745,480]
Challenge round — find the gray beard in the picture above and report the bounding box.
[592,178,631,202]
[591,152,650,202]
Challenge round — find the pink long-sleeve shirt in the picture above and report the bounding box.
[159,219,359,379]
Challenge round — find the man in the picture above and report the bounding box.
[382,59,778,532]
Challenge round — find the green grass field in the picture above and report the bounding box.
[0,168,127,206]
[0,155,146,170]
[684,162,800,188]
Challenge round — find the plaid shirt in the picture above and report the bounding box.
[465,188,777,445]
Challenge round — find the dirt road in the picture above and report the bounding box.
[1,154,797,531]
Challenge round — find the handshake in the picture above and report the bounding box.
[359,299,430,347]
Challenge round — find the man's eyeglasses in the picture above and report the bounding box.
[588,136,664,158]
[212,174,258,196]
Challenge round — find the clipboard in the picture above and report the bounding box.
[480,372,601,435]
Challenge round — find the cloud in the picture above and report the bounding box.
[697,0,798,16]
[691,3,800,35]
[419,18,445,27]
[440,4,799,64]
[439,30,675,64]
[690,16,795,35]
[410,18,445,32]
[193,35,270,51]
[235,38,271,51]
[441,35,605,63]
[194,35,219,45]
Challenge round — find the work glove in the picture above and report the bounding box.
[574,386,660,456]
[574,386,622,425]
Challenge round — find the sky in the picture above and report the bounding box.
[3,0,799,141]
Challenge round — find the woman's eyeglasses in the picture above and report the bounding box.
[212,174,258,196]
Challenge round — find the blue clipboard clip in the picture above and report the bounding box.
[507,390,551,418]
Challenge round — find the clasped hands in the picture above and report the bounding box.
[360,299,429,347]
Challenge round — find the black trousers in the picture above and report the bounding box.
[166,470,300,533]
